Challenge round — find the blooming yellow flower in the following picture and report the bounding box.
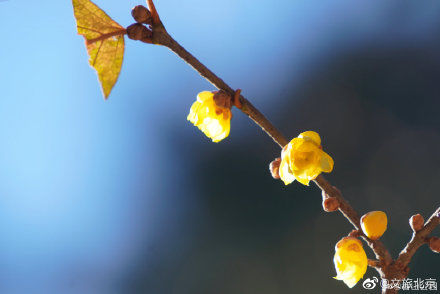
[187,91,232,142]
[334,237,368,288]
[279,131,334,185]
[361,211,388,240]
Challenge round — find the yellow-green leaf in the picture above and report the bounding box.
[72,0,125,99]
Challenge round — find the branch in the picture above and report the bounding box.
[147,20,394,265]
[138,1,396,264]
[129,0,438,286]
[146,0,160,25]
[397,206,440,267]
[151,29,288,147]
[368,259,381,268]
[314,175,393,265]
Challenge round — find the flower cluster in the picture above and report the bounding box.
[186,91,428,290]
[188,94,334,187]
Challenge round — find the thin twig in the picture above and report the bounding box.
[314,175,393,265]
[397,206,440,267]
[152,31,288,147]
[368,259,381,268]
[146,0,160,25]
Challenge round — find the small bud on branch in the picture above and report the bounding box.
[269,157,281,180]
[131,5,152,24]
[323,197,339,212]
[126,23,152,43]
[428,236,440,253]
[409,214,424,232]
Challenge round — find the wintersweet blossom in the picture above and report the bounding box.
[187,91,232,142]
[361,211,388,240]
[334,237,368,288]
[279,131,334,185]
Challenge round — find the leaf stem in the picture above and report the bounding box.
[85,28,127,45]
[397,206,440,267]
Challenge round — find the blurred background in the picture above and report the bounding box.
[1,0,440,293]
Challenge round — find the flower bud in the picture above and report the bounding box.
[429,237,440,253]
[323,197,339,212]
[409,214,424,232]
[269,158,281,179]
[131,5,152,24]
[126,24,152,42]
[360,211,387,240]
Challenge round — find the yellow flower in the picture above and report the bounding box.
[361,211,388,240]
[334,237,368,288]
[279,131,334,185]
[187,91,232,142]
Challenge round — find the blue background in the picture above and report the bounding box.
[0,0,439,293]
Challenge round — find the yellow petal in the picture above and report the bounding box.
[187,101,202,123]
[279,156,295,185]
[320,151,334,173]
[289,137,306,151]
[299,131,321,146]
[293,172,311,185]
[333,237,368,288]
[197,91,214,102]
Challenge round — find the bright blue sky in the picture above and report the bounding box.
[1,0,440,293]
